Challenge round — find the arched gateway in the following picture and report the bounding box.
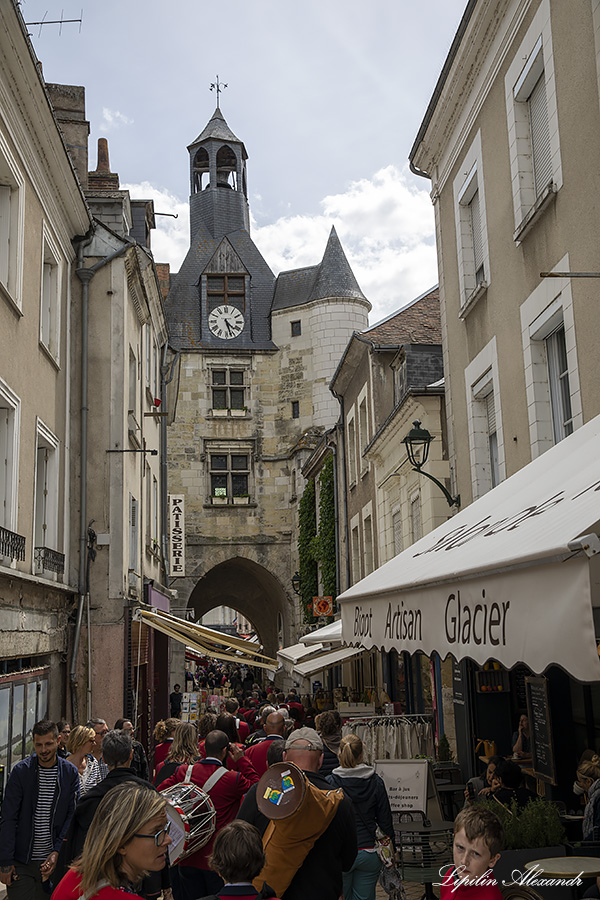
[188,557,290,659]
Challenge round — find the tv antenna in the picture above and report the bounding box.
[25,9,83,37]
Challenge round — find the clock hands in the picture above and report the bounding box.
[224,318,235,335]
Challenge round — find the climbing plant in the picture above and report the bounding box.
[298,476,318,623]
[317,454,337,603]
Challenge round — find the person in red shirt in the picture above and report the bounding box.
[224,699,250,743]
[244,713,286,777]
[52,782,170,900]
[161,730,259,900]
[440,807,504,900]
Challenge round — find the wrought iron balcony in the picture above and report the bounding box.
[0,525,26,562]
[34,546,65,574]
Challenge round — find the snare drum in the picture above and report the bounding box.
[162,782,216,864]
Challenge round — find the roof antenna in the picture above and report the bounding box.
[26,8,84,37]
[210,75,228,109]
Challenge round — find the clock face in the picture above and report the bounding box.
[208,305,245,340]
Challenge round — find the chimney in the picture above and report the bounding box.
[88,138,120,191]
[45,83,90,189]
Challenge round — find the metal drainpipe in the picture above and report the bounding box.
[70,236,135,722]
[325,436,340,598]
[160,347,180,579]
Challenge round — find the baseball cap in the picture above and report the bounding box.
[284,726,323,751]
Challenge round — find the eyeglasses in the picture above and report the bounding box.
[133,821,171,847]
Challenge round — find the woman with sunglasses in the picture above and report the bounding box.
[52,782,171,900]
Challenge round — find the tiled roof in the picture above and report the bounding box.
[272,226,367,311]
[189,107,246,154]
[364,286,440,344]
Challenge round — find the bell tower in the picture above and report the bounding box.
[188,107,250,240]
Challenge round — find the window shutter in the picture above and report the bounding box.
[485,391,496,436]
[392,511,403,556]
[469,189,484,283]
[529,74,553,195]
[0,409,8,525]
[0,185,11,287]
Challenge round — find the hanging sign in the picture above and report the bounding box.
[313,596,333,616]
[169,494,185,576]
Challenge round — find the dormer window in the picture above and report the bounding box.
[207,275,245,312]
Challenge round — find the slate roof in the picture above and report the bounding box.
[188,107,247,156]
[364,285,440,344]
[272,226,367,311]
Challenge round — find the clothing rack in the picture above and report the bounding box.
[342,713,434,763]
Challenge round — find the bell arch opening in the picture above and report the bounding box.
[192,147,209,193]
[216,144,238,189]
[187,556,290,658]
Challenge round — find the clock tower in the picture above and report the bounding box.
[164,105,370,663]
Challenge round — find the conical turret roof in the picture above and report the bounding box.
[308,226,366,303]
[188,107,247,157]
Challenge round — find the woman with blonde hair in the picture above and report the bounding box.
[66,726,102,794]
[153,722,199,789]
[153,718,179,774]
[577,755,600,841]
[327,733,394,900]
[52,782,171,900]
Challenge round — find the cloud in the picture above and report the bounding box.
[124,165,438,323]
[100,108,134,131]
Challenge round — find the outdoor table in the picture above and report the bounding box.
[436,783,466,820]
[524,856,600,877]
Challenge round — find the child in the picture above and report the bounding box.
[200,820,280,900]
[440,807,504,900]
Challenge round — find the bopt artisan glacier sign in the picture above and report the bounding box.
[342,556,598,678]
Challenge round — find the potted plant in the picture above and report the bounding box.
[233,494,250,505]
[230,407,247,417]
[212,407,228,417]
[211,494,228,505]
[475,797,566,889]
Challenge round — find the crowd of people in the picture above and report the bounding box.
[2,691,596,900]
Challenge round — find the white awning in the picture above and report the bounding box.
[277,642,324,675]
[294,645,365,678]
[299,619,343,645]
[339,414,600,682]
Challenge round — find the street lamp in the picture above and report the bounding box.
[291,571,302,595]
[402,420,460,508]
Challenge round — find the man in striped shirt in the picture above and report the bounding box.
[0,720,79,900]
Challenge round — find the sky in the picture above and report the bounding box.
[24,0,467,324]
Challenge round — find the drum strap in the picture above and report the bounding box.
[78,880,110,900]
[202,766,228,793]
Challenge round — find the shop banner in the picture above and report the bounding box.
[342,556,600,681]
[169,494,185,576]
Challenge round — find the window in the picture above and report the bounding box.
[363,514,374,576]
[212,369,245,410]
[0,379,20,536]
[351,520,361,584]
[410,493,422,544]
[0,669,49,775]
[347,415,357,486]
[359,398,368,454]
[152,476,159,542]
[291,401,299,419]
[546,326,573,443]
[207,275,245,312]
[466,339,505,499]
[40,228,61,361]
[392,509,403,557]
[505,3,562,234]
[33,422,59,571]
[291,320,301,337]
[0,135,24,308]
[129,494,139,593]
[145,325,151,386]
[520,263,581,458]
[210,452,249,498]
[454,133,490,311]
[129,348,137,416]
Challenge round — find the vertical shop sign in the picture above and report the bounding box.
[169,495,185,576]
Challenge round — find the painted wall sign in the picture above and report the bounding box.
[169,494,185,576]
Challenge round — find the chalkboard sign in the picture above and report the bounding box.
[525,676,556,785]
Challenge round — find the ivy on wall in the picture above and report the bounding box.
[297,453,337,624]
[298,476,319,623]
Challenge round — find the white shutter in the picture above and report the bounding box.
[485,392,499,488]
[469,189,484,283]
[392,510,403,556]
[529,74,553,195]
[0,408,8,527]
[0,185,11,287]
[485,392,496,435]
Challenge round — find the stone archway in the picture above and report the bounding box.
[188,557,289,658]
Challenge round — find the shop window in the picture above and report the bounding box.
[0,670,49,783]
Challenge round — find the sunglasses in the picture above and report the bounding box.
[133,820,171,847]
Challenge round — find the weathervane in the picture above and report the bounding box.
[210,76,228,109]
